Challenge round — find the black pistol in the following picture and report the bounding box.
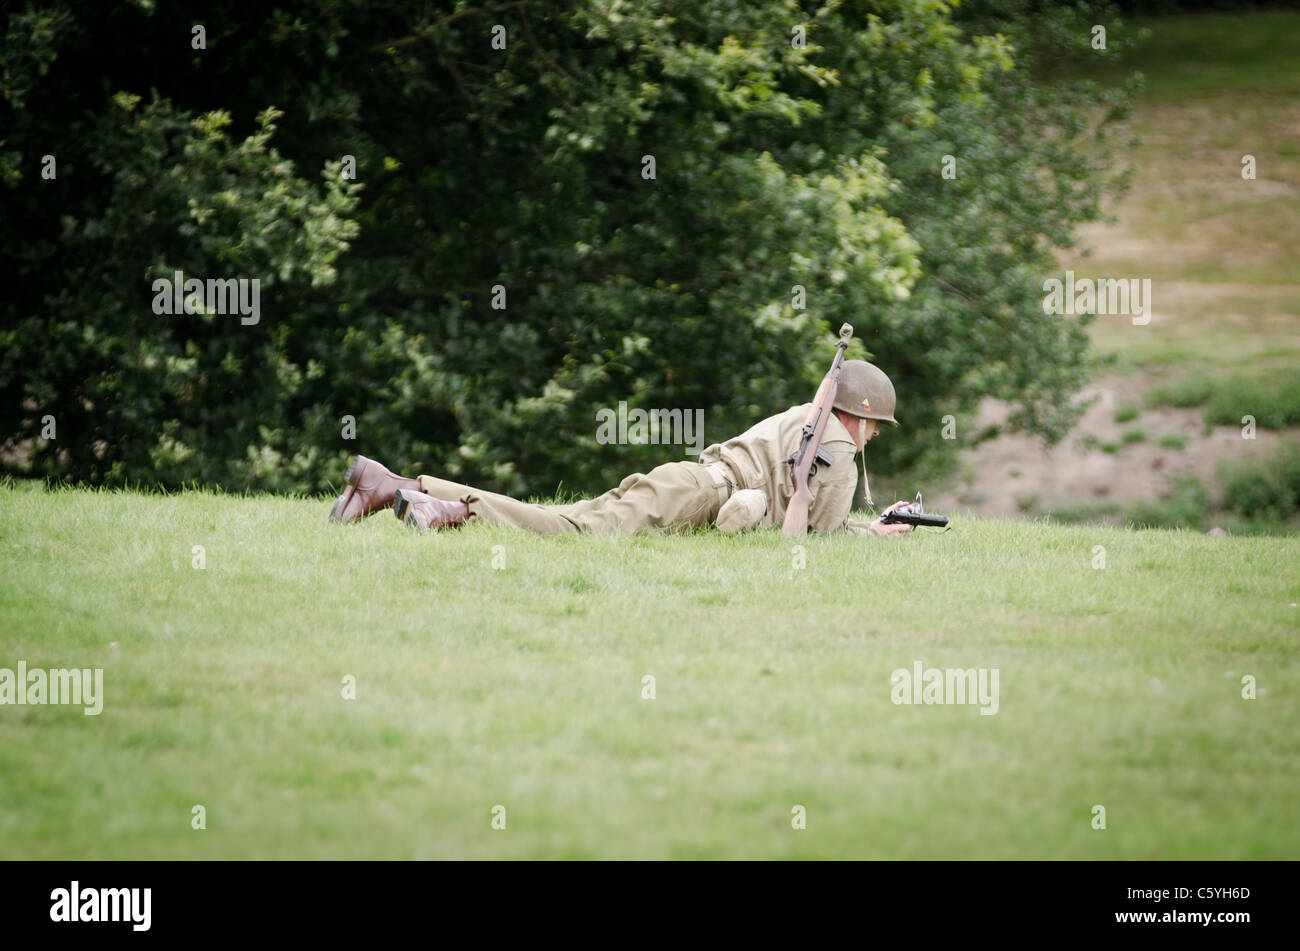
[880,493,949,528]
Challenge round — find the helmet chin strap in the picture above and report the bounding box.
[858,417,873,507]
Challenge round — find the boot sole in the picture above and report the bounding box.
[328,455,371,523]
[345,455,369,487]
[328,494,350,522]
[393,490,431,532]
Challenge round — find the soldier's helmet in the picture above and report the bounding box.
[833,360,898,426]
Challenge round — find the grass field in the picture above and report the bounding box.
[1059,11,1300,377]
[3,483,1297,859]
[4,11,1297,863]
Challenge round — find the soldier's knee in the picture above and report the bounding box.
[716,489,767,534]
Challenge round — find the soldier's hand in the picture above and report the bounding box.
[867,500,914,537]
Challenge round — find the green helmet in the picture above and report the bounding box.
[834,360,898,425]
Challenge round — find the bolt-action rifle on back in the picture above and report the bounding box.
[781,323,853,536]
[781,325,951,535]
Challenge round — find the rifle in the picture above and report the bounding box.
[782,323,853,536]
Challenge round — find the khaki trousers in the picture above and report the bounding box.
[418,462,732,535]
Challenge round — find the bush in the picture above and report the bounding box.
[1126,476,1209,530]
[1205,371,1300,431]
[1043,500,1121,524]
[1158,433,1188,450]
[1121,428,1147,444]
[1016,493,1041,513]
[1114,405,1140,423]
[1218,443,1300,521]
[1146,376,1214,409]
[1146,371,1300,431]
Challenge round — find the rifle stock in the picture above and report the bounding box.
[785,485,813,533]
[781,323,853,535]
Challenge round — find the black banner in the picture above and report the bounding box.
[1,860,1285,939]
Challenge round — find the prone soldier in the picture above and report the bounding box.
[328,359,914,538]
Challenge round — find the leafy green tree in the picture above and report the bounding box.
[1,1,1132,496]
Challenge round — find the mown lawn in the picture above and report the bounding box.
[2,483,1297,858]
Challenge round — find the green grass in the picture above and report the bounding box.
[3,483,1299,859]
[1121,428,1147,445]
[1158,433,1188,451]
[1057,11,1300,377]
[1066,12,1300,101]
[1114,405,1140,424]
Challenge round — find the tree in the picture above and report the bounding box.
[1,1,1132,496]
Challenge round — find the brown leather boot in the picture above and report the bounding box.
[328,455,421,523]
[392,489,470,532]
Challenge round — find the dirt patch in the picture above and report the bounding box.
[926,373,1291,518]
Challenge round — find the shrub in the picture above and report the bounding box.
[1218,443,1300,521]
[1204,371,1300,431]
[1043,501,1121,524]
[1016,493,1041,513]
[1146,377,1213,409]
[1125,476,1209,530]
[1146,371,1300,431]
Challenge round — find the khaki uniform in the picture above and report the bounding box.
[699,403,861,533]
[418,403,866,535]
